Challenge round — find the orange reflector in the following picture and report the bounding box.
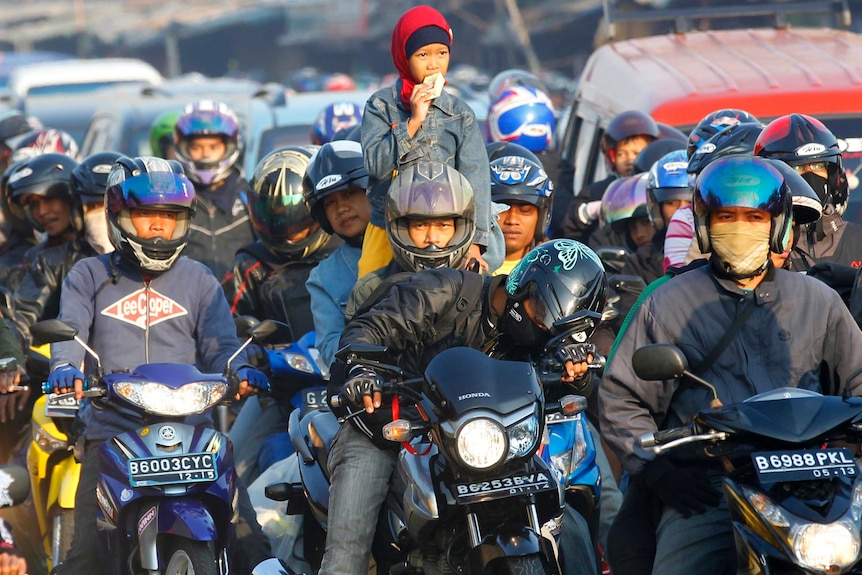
[382,419,413,442]
[560,394,587,416]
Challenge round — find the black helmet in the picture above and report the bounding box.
[601,111,659,169]
[6,153,80,234]
[490,154,552,243]
[504,239,607,340]
[687,109,759,159]
[686,122,765,178]
[302,141,369,235]
[692,156,791,255]
[760,158,822,226]
[71,151,125,205]
[0,162,34,236]
[105,156,196,272]
[486,141,542,165]
[386,162,476,272]
[753,113,848,213]
[250,146,330,260]
[633,139,686,175]
[0,111,35,155]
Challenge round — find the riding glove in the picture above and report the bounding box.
[48,364,86,392]
[642,457,722,518]
[341,366,382,407]
[236,367,270,393]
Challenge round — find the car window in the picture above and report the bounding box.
[257,126,314,162]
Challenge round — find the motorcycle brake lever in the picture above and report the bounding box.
[337,409,367,424]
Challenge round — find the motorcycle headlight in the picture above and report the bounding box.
[792,521,859,571]
[31,422,67,453]
[507,413,540,460]
[456,418,506,469]
[114,381,227,416]
[281,352,316,375]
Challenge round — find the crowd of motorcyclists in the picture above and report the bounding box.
[0,3,859,575]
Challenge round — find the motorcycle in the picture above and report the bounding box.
[30,317,291,575]
[272,344,573,575]
[634,343,862,574]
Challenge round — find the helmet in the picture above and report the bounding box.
[6,153,79,233]
[0,163,34,236]
[504,238,607,335]
[486,141,541,164]
[687,109,760,158]
[323,73,356,92]
[249,146,330,260]
[105,156,195,272]
[601,111,659,169]
[0,111,35,152]
[490,154,552,242]
[174,100,242,186]
[487,69,547,101]
[601,173,650,234]
[302,140,369,235]
[487,86,556,152]
[386,161,475,272]
[760,158,822,226]
[692,156,791,254]
[70,151,125,204]
[656,123,688,144]
[686,122,765,177]
[149,110,181,159]
[633,139,686,175]
[10,129,79,164]
[310,101,363,146]
[646,150,690,231]
[753,114,848,213]
[332,124,361,143]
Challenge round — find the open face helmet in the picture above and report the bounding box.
[6,153,79,234]
[490,153,552,242]
[687,109,759,159]
[646,150,690,231]
[686,122,765,179]
[71,151,125,205]
[302,140,369,235]
[487,86,556,152]
[753,114,848,214]
[633,139,686,175]
[10,129,79,164]
[601,111,659,171]
[174,100,242,186]
[310,101,363,145]
[386,162,475,272]
[250,146,330,260]
[105,156,196,272]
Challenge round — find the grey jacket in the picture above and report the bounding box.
[599,262,862,475]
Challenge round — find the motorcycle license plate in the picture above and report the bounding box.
[302,386,328,413]
[453,471,555,504]
[752,447,857,483]
[128,452,217,487]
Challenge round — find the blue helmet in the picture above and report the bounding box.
[487,86,556,153]
[646,150,690,231]
[490,154,553,243]
[310,101,363,146]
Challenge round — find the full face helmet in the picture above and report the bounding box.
[761,158,822,226]
[601,173,650,235]
[490,153,552,243]
[249,146,330,260]
[646,150,690,231]
[486,141,542,164]
[487,86,556,152]
[10,129,79,164]
[105,156,196,272]
[601,111,660,171]
[753,113,848,214]
[692,156,791,255]
[503,239,607,346]
[687,109,759,159]
[487,69,548,101]
[70,151,125,205]
[174,100,242,186]
[302,140,369,235]
[310,101,363,146]
[386,161,476,272]
[686,122,765,179]
[6,153,79,234]
[149,110,181,159]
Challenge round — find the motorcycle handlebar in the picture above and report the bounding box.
[639,425,694,449]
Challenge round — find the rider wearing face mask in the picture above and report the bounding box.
[70,151,124,255]
[600,155,862,575]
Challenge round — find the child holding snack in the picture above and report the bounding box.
[360,4,502,277]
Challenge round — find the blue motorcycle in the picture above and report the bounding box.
[32,318,290,575]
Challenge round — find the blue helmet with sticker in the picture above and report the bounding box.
[646,149,691,231]
[490,153,552,242]
[487,86,556,152]
[310,101,363,145]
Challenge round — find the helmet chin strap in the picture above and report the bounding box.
[711,254,769,281]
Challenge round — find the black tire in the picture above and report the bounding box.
[495,555,547,575]
[52,508,74,564]
[164,539,218,575]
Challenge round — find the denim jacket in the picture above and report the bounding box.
[306,242,362,367]
[361,82,491,248]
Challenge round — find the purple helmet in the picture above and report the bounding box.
[174,100,242,186]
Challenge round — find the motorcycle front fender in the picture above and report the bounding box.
[468,524,559,575]
[55,456,81,509]
[137,500,219,571]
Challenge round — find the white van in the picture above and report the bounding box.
[8,58,163,99]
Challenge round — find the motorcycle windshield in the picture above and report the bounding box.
[424,347,541,417]
[700,394,862,443]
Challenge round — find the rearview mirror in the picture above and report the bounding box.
[248,320,293,345]
[632,344,688,381]
[30,319,78,346]
[335,344,389,363]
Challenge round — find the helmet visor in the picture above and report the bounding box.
[695,158,785,215]
[387,181,472,219]
[249,189,321,243]
[109,172,196,211]
[176,113,238,139]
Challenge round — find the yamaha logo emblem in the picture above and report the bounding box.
[159,426,176,441]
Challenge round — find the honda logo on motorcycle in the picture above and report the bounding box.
[101,288,189,329]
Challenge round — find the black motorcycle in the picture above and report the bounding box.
[634,343,862,574]
[271,345,579,575]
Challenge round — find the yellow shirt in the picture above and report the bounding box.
[494,258,521,277]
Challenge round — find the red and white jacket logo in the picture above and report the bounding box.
[101,288,189,329]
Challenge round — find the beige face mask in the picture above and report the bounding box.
[709,221,771,278]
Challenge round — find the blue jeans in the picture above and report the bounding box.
[319,424,399,575]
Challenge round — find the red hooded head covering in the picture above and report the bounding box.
[391,5,453,107]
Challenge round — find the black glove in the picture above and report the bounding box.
[641,457,722,518]
[341,366,382,408]
[555,342,596,365]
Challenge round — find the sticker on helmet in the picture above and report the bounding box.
[7,167,32,185]
[93,163,113,174]
[316,174,343,190]
[795,143,827,156]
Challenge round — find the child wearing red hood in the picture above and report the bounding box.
[359,4,503,278]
